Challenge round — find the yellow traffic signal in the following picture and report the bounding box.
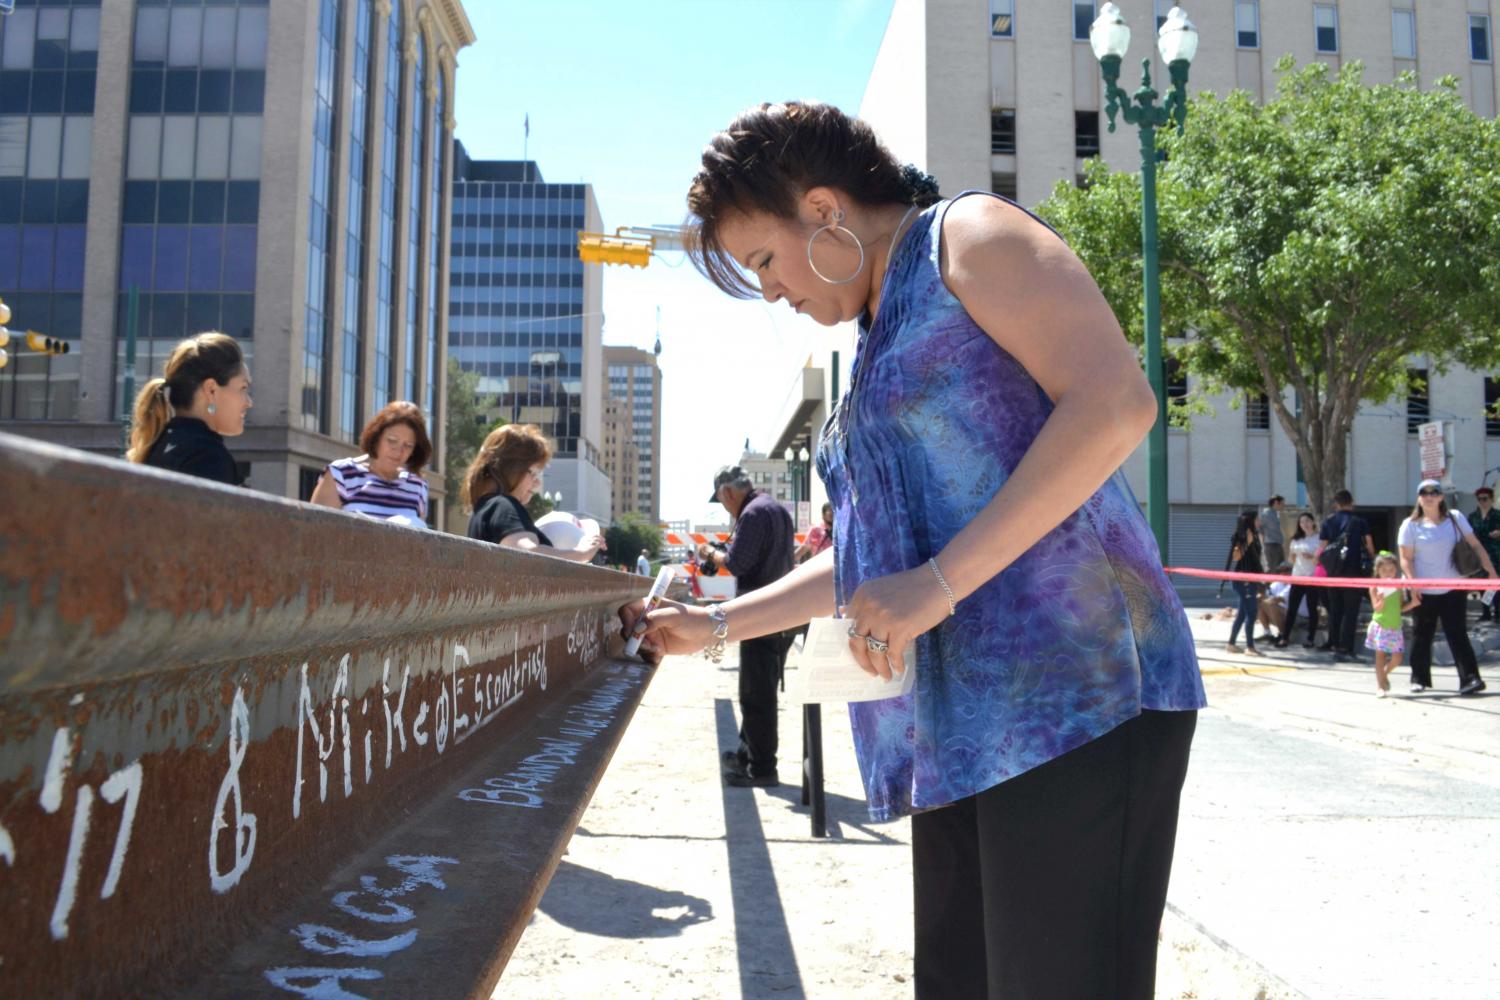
[0,347,7,369]
[577,229,653,269]
[0,325,9,347]
[25,331,69,355]
[0,297,10,326]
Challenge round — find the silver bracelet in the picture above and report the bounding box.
[705,603,729,663]
[928,557,957,616]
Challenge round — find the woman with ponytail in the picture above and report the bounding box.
[126,331,251,485]
[630,101,1205,997]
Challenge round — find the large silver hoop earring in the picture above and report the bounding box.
[806,210,865,285]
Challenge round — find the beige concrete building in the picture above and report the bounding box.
[765,0,1500,585]
[0,0,473,520]
[602,343,662,521]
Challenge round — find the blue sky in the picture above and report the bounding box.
[453,0,894,524]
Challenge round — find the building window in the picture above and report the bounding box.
[337,0,373,440]
[1073,1,1095,42]
[302,0,341,433]
[990,171,1016,201]
[1486,377,1500,438]
[1314,5,1339,54]
[1165,357,1187,403]
[1154,0,1170,31]
[1246,392,1270,430]
[1406,368,1428,434]
[372,0,402,411]
[404,44,424,402]
[1235,0,1260,48]
[990,108,1015,154]
[424,61,444,417]
[1473,14,1492,63]
[989,0,1013,38]
[1391,9,1416,60]
[1074,110,1099,158]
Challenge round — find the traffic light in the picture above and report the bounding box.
[26,330,69,355]
[577,230,653,268]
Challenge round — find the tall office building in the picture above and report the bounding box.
[764,0,1500,584]
[0,0,473,517]
[602,343,661,522]
[448,145,610,523]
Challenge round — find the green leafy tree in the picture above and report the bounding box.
[1038,60,1500,514]
[443,356,502,513]
[605,512,663,568]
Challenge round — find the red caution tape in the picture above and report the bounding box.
[1164,566,1500,590]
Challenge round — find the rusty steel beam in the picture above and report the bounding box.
[0,432,650,997]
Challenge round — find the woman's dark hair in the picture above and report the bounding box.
[360,400,432,474]
[1292,511,1317,542]
[1231,510,1259,548]
[1409,493,1450,524]
[464,424,553,510]
[685,101,943,298]
[126,332,244,463]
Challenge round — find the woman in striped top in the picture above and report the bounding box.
[310,401,431,527]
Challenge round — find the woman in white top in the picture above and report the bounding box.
[310,401,431,528]
[1397,479,1495,694]
[1276,512,1324,648]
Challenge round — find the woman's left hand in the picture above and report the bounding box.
[842,564,952,680]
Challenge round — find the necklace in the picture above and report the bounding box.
[831,202,926,508]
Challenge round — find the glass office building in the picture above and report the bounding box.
[0,0,474,514]
[448,144,610,521]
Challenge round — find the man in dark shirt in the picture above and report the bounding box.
[704,465,795,787]
[1318,489,1376,659]
[1470,487,1500,621]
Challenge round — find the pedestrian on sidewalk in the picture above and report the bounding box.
[1366,552,1421,698]
[1278,512,1324,648]
[125,331,252,486]
[463,424,606,563]
[1398,480,1495,694]
[1260,495,1287,570]
[308,401,432,527]
[703,465,796,787]
[634,101,1205,1000]
[1468,487,1500,621]
[1224,510,1266,655]
[1317,490,1376,660]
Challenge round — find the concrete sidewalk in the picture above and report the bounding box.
[495,638,1312,999]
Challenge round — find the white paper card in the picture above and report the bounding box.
[786,617,917,704]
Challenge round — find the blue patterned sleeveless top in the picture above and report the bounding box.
[815,192,1205,821]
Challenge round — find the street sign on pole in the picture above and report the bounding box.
[1417,420,1451,486]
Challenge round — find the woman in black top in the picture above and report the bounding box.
[1224,509,1265,655]
[125,332,252,486]
[463,423,604,562]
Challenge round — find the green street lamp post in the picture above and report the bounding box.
[1089,3,1198,564]
[784,445,810,529]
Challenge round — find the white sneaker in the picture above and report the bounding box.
[1375,688,1388,699]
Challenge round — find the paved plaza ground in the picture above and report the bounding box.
[496,609,1500,999]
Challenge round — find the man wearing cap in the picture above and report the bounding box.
[704,465,796,786]
[1260,495,1287,571]
[1470,487,1500,621]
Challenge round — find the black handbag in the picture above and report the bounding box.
[1451,514,1483,577]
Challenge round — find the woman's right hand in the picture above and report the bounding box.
[616,598,716,659]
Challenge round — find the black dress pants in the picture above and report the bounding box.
[1408,589,1482,689]
[736,633,791,774]
[1283,583,1322,640]
[1325,586,1363,652]
[911,709,1198,1000]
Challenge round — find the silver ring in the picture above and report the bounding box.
[846,624,866,639]
[864,635,890,654]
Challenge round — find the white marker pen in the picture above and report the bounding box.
[625,566,676,657]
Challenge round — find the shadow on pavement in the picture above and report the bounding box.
[761,784,904,844]
[714,697,806,999]
[536,861,714,938]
